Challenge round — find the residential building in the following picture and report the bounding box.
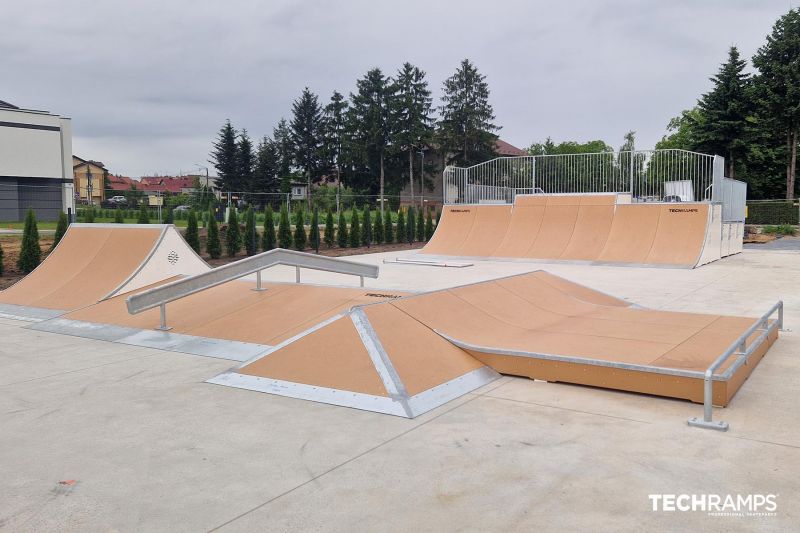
[107,174,136,192]
[138,175,198,194]
[0,100,74,221]
[73,156,108,205]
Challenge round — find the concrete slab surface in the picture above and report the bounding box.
[1,247,798,532]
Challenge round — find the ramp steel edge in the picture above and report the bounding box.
[125,248,379,330]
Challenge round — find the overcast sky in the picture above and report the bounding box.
[1,0,794,177]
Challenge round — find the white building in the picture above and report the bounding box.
[0,100,74,221]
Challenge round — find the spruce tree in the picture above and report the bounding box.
[336,209,348,247]
[425,209,434,240]
[236,130,255,193]
[243,206,257,256]
[226,207,241,257]
[416,207,425,241]
[290,88,324,209]
[310,208,320,253]
[273,119,294,194]
[137,204,150,224]
[361,205,372,247]
[322,91,349,189]
[396,209,405,244]
[114,208,124,223]
[438,59,499,165]
[278,205,292,249]
[206,211,221,259]
[18,208,41,273]
[406,206,416,244]
[254,136,280,194]
[52,211,69,250]
[324,208,335,247]
[293,207,307,251]
[262,206,276,251]
[210,119,238,192]
[373,208,384,244]
[384,209,394,243]
[349,208,360,248]
[185,210,200,253]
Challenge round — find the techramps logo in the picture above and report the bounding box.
[648,493,778,517]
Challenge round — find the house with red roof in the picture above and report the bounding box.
[138,175,198,194]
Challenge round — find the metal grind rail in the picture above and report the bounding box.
[126,248,379,330]
[687,300,783,431]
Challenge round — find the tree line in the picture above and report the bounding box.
[209,59,499,210]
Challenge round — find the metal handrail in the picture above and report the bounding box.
[688,300,783,431]
[125,248,379,330]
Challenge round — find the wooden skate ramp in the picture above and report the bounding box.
[422,194,715,267]
[0,224,208,317]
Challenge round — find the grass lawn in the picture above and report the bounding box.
[0,221,58,230]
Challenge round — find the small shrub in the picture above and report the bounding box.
[762,224,796,236]
[349,208,360,248]
[310,208,320,253]
[396,209,405,244]
[262,206,276,251]
[293,207,307,251]
[243,206,257,256]
[278,205,292,249]
[324,208,335,248]
[0,241,4,276]
[226,207,241,257]
[336,210,348,247]
[137,204,150,224]
[53,212,69,250]
[206,212,221,259]
[416,207,424,241]
[425,209,434,240]
[406,207,415,244]
[361,205,372,247]
[18,208,41,273]
[373,208,384,244]
[114,209,124,223]
[185,210,200,253]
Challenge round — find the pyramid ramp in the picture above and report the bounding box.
[0,223,208,320]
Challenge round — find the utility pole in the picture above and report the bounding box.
[86,166,93,207]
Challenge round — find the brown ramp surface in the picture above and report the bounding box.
[559,195,616,260]
[525,196,580,259]
[0,224,164,313]
[455,204,512,257]
[597,204,661,264]
[420,206,477,255]
[493,195,547,257]
[645,204,710,265]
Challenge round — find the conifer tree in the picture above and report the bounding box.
[210,119,238,192]
[114,208,124,224]
[85,207,95,223]
[373,208,384,244]
[185,210,200,253]
[236,130,255,193]
[293,207,307,250]
[384,209,394,243]
[324,208,335,247]
[361,205,372,247]
[243,206,257,256]
[165,207,174,224]
[291,88,324,209]
[262,206,276,250]
[278,205,292,248]
[137,204,150,224]
[337,209,348,247]
[226,207,241,257]
[310,208,320,253]
[396,209,405,244]
[18,208,41,273]
[406,206,416,244]
[425,209,434,240]
[349,208,360,248]
[53,211,69,249]
[206,211,221,259]
[416,207,425,241]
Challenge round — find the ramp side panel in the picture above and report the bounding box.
[421,207,477,255]
[0,226,114,307]
[646,204,710,266]
[526,198,580,258]
[493,205,546,257]
[697,204,723,266]
[597,204,661,264]
[364,304,485,397]
[238,316,390,397]
[455,205,513,257]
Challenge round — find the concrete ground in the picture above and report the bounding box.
[1,248,798,532]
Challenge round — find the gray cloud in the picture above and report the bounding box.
[0,0,791,176]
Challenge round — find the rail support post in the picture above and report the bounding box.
[252,270,267,292]
[687,370,729,431]
[295,266,300,283]
[156,304,172,331]
[360,275,364,288]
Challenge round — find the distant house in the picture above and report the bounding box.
[290,181,308,200]
[107,174,136,192]
[494,139,528,157]
[73,156,108,205]
[138,175,198,194]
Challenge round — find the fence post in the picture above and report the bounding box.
[712,155,725,203]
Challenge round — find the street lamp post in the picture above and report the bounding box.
[418,149,425,210]
[86,166,93,207]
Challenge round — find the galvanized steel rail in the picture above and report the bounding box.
[125,248,379,330]
[687,300,783,432]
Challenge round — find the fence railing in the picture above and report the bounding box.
[443,150,719,204]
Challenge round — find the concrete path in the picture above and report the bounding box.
[0,248,798,531]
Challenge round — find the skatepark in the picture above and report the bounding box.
[1,151,797,531]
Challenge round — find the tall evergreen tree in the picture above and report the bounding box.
[349,208,360,248]
[236,130,255,193]
[278,205,292,248]
[210,119,238,192]
[752,9,800,198]
[18,208,41,273]
[310,208,320,253]
[406,206,415,244]
[384,210,394,243]
[373,207,384,244]
[416,207,424,241]
[323,91,349,192]
[291,88,324,209]
[336,209,348,247]
[348,68,393,214]
[392,63,434,208]
[693,47,751,178]
[243,206,257,256]
[185,210,200,253]
[438,59,499,166]
[254,136,280,194]
[226,207,241,257]
[273,119,294,194]
[262,206,276,250]
[324,208,335,247]
[361,205,372,247]
[293,207,307,250]
[52,211,69,250]
[206,212,221,259]
[395,209,405,244]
